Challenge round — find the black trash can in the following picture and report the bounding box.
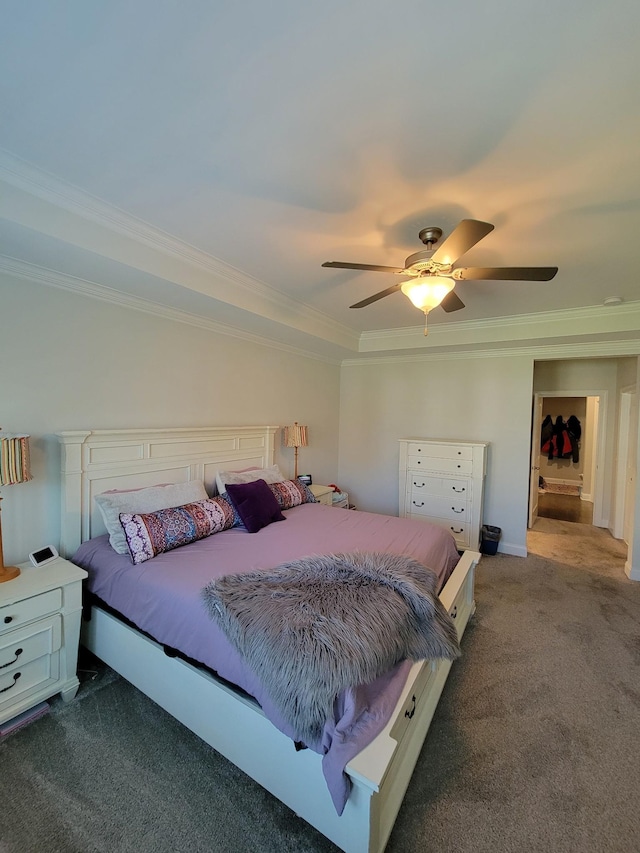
[480,524,501,555]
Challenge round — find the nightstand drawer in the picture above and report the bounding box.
[0,652,60,710]
[0,616,62,675]
[0,588,62,635]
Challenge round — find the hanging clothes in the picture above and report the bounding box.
[540,412,582,463]
[542,415,572,460]
[540,414,553,451]
[567,415,582,463]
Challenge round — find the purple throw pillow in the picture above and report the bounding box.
[225,479,286,533]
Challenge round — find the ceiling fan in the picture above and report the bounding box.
[322,219,558,322]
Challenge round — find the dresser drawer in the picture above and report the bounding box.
[0,588,62,635]
[407,494,470,522]
[408,455,473,475]
[0,651,60,710]
[0,616,62,676]
[408,474,471,499]
[408,513,471,547]
[409,443,473,461]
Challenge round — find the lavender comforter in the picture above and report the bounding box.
[72,503,460,812]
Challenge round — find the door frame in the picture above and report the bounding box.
[529,390,608,528]
[528,396,543,527]
[613,386,635,541]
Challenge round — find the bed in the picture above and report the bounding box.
[58,425,480,853]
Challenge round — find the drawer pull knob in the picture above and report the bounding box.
[412,501,425,508]
[404,695,417,720]
[3,616,13,625]
[0,672,21,694]
[0,648,23,669]
[452,507,464,513]
[452,486,465,493]
[451,527,464,534]
[413,482,424,488]
[450,605,458,619]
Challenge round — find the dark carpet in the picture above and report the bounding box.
[2,525,639,852]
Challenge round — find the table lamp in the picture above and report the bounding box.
[283,422,308,480]
[0,431,32,582]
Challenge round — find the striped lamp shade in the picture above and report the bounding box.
[0,433,32,486]
[283,423,308,449]
[283,423,308,480]
[0,432,32,582]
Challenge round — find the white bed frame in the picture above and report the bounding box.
[57,426,479,853]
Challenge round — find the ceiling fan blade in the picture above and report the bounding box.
[455,266,559,281]
[431,219,494,265]
[322,261,407,274]
[349,282,403,308]
[440,290,466,313]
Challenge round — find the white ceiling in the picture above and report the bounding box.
[1,1,639,359]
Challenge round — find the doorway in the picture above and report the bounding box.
[529,392,605,529]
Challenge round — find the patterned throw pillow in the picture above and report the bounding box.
[120,496,236,564]
[219,491,246,529]
[268,479,317,510]
[96,480,209,555]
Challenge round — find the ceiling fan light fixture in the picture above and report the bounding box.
[401,277,455,313]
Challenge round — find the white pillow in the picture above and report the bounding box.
[95,481,209,554]
[215,464,284,496]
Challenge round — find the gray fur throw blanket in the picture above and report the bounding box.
[201,551,460,744]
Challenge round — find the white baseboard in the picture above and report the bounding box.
[500,542,527,558]
[543,477,582,487]
[625,560,640,582]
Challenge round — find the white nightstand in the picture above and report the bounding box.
[309,484,350,509]
[0,557,87,725]
[309,484,334,506]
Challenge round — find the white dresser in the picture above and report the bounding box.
[399,439,488,550]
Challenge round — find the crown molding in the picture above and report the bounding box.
[358,301,640,352]
[0,147,357,351]
[341,339,640,367]
[4,253,639,368]
[2,148,637,362]
[0,255,342,366]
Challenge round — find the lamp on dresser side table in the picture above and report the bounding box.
[0,557,87,725]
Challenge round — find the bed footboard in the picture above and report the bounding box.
[81,549,479,853]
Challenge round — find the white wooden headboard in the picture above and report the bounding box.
[56,426,278,557]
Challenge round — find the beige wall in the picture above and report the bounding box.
[338,353,535,557]
[3,274,639,574]
[0,277,341,564]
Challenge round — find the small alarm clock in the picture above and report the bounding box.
[29,545,59,567]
